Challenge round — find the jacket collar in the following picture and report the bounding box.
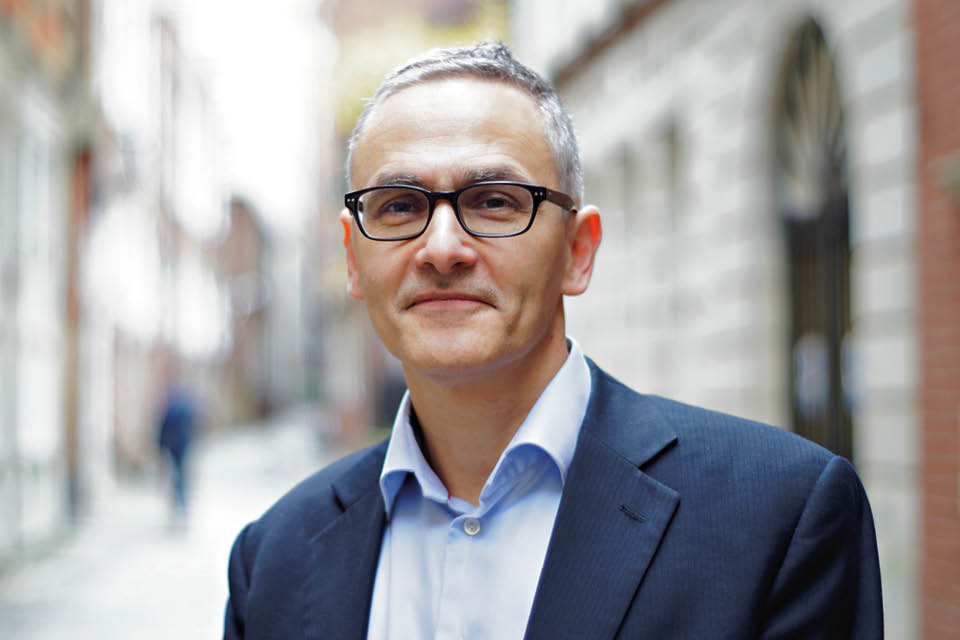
[579,358,678,468]
[301,441,388,639]
[525,359,680,640]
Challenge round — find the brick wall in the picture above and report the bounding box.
[915,0,960,637]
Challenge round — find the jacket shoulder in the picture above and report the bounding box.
[580,365,882,637]
[652,393,831,462]
[244,440,388,549]
[587,360,834,469]
[225,440,389,638]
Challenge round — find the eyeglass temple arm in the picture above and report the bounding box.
[544,188,577,212]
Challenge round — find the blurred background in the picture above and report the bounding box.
[0,0,957,637]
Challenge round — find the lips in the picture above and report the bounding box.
[405,290,492,310]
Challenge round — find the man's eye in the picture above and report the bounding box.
[465,191,520,211]
[365,193,424,217]
[366,194,428,227]
[381,200,416,214]
[481,196,511,209]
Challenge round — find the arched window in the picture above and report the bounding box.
[772,18,853,460]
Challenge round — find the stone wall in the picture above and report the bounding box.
[512,0,919,635]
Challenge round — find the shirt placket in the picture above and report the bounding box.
[432,511,480,640]
[430,453,533,640]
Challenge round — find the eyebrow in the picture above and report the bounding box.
[371,173,425,188]
[464,167,530,184]
[370,166,532,190]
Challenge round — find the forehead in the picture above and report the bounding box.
[350,77,557,189]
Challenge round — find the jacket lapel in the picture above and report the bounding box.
[302,443,388,639]
[525,363,680,640]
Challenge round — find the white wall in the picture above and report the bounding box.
[512,0,918,636]
[0,44,71,562]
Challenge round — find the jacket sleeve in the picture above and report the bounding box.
[760,455,884,639]
[224,523,254,640]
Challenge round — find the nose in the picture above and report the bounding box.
[413,199,478,274]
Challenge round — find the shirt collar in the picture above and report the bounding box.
[378,338,592,518]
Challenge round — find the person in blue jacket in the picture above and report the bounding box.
[158,385,196,516]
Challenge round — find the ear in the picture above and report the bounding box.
[562,205,602,296]
[340,209,364,300]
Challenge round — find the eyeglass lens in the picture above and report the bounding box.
[357,184,535,239]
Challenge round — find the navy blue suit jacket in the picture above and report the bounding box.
[224,361,883,639]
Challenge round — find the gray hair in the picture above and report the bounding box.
[345,41,583,202]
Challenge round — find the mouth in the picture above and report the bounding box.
[406,291,492,310]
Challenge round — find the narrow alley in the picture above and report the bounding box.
[0,411,354,639]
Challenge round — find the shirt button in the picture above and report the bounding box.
[463,517,481,536]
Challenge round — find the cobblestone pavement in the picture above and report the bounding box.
[0,409,355,640]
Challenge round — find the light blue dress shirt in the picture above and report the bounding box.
[366,339,592,640]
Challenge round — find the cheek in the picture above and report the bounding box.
[505,242,568,318]
[354,246,406,300]
[360,272,395,316]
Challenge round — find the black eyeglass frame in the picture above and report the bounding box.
[343,181,577,241]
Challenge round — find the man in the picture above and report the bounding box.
[224,42,882,639]
[157,381,196,521]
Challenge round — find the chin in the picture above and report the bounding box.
[402,340,505,380]
[414,347,496,372]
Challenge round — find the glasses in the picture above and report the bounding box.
[343,181,576,241]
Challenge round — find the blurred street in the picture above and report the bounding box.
[0,409,353,640]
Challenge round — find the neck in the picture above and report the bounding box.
[403,328,568,506]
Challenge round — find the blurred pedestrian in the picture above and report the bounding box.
[157,385,197,521]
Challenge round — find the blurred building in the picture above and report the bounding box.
[81,0,330,471]
[219,196,270,422]
[0,0,94,565]
[0,0,335,568]
[914,0,960,635]
[510,0,958,636]
[0,0,240,567]
[83,1,230,483]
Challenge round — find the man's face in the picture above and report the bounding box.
[343,77,591,383]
